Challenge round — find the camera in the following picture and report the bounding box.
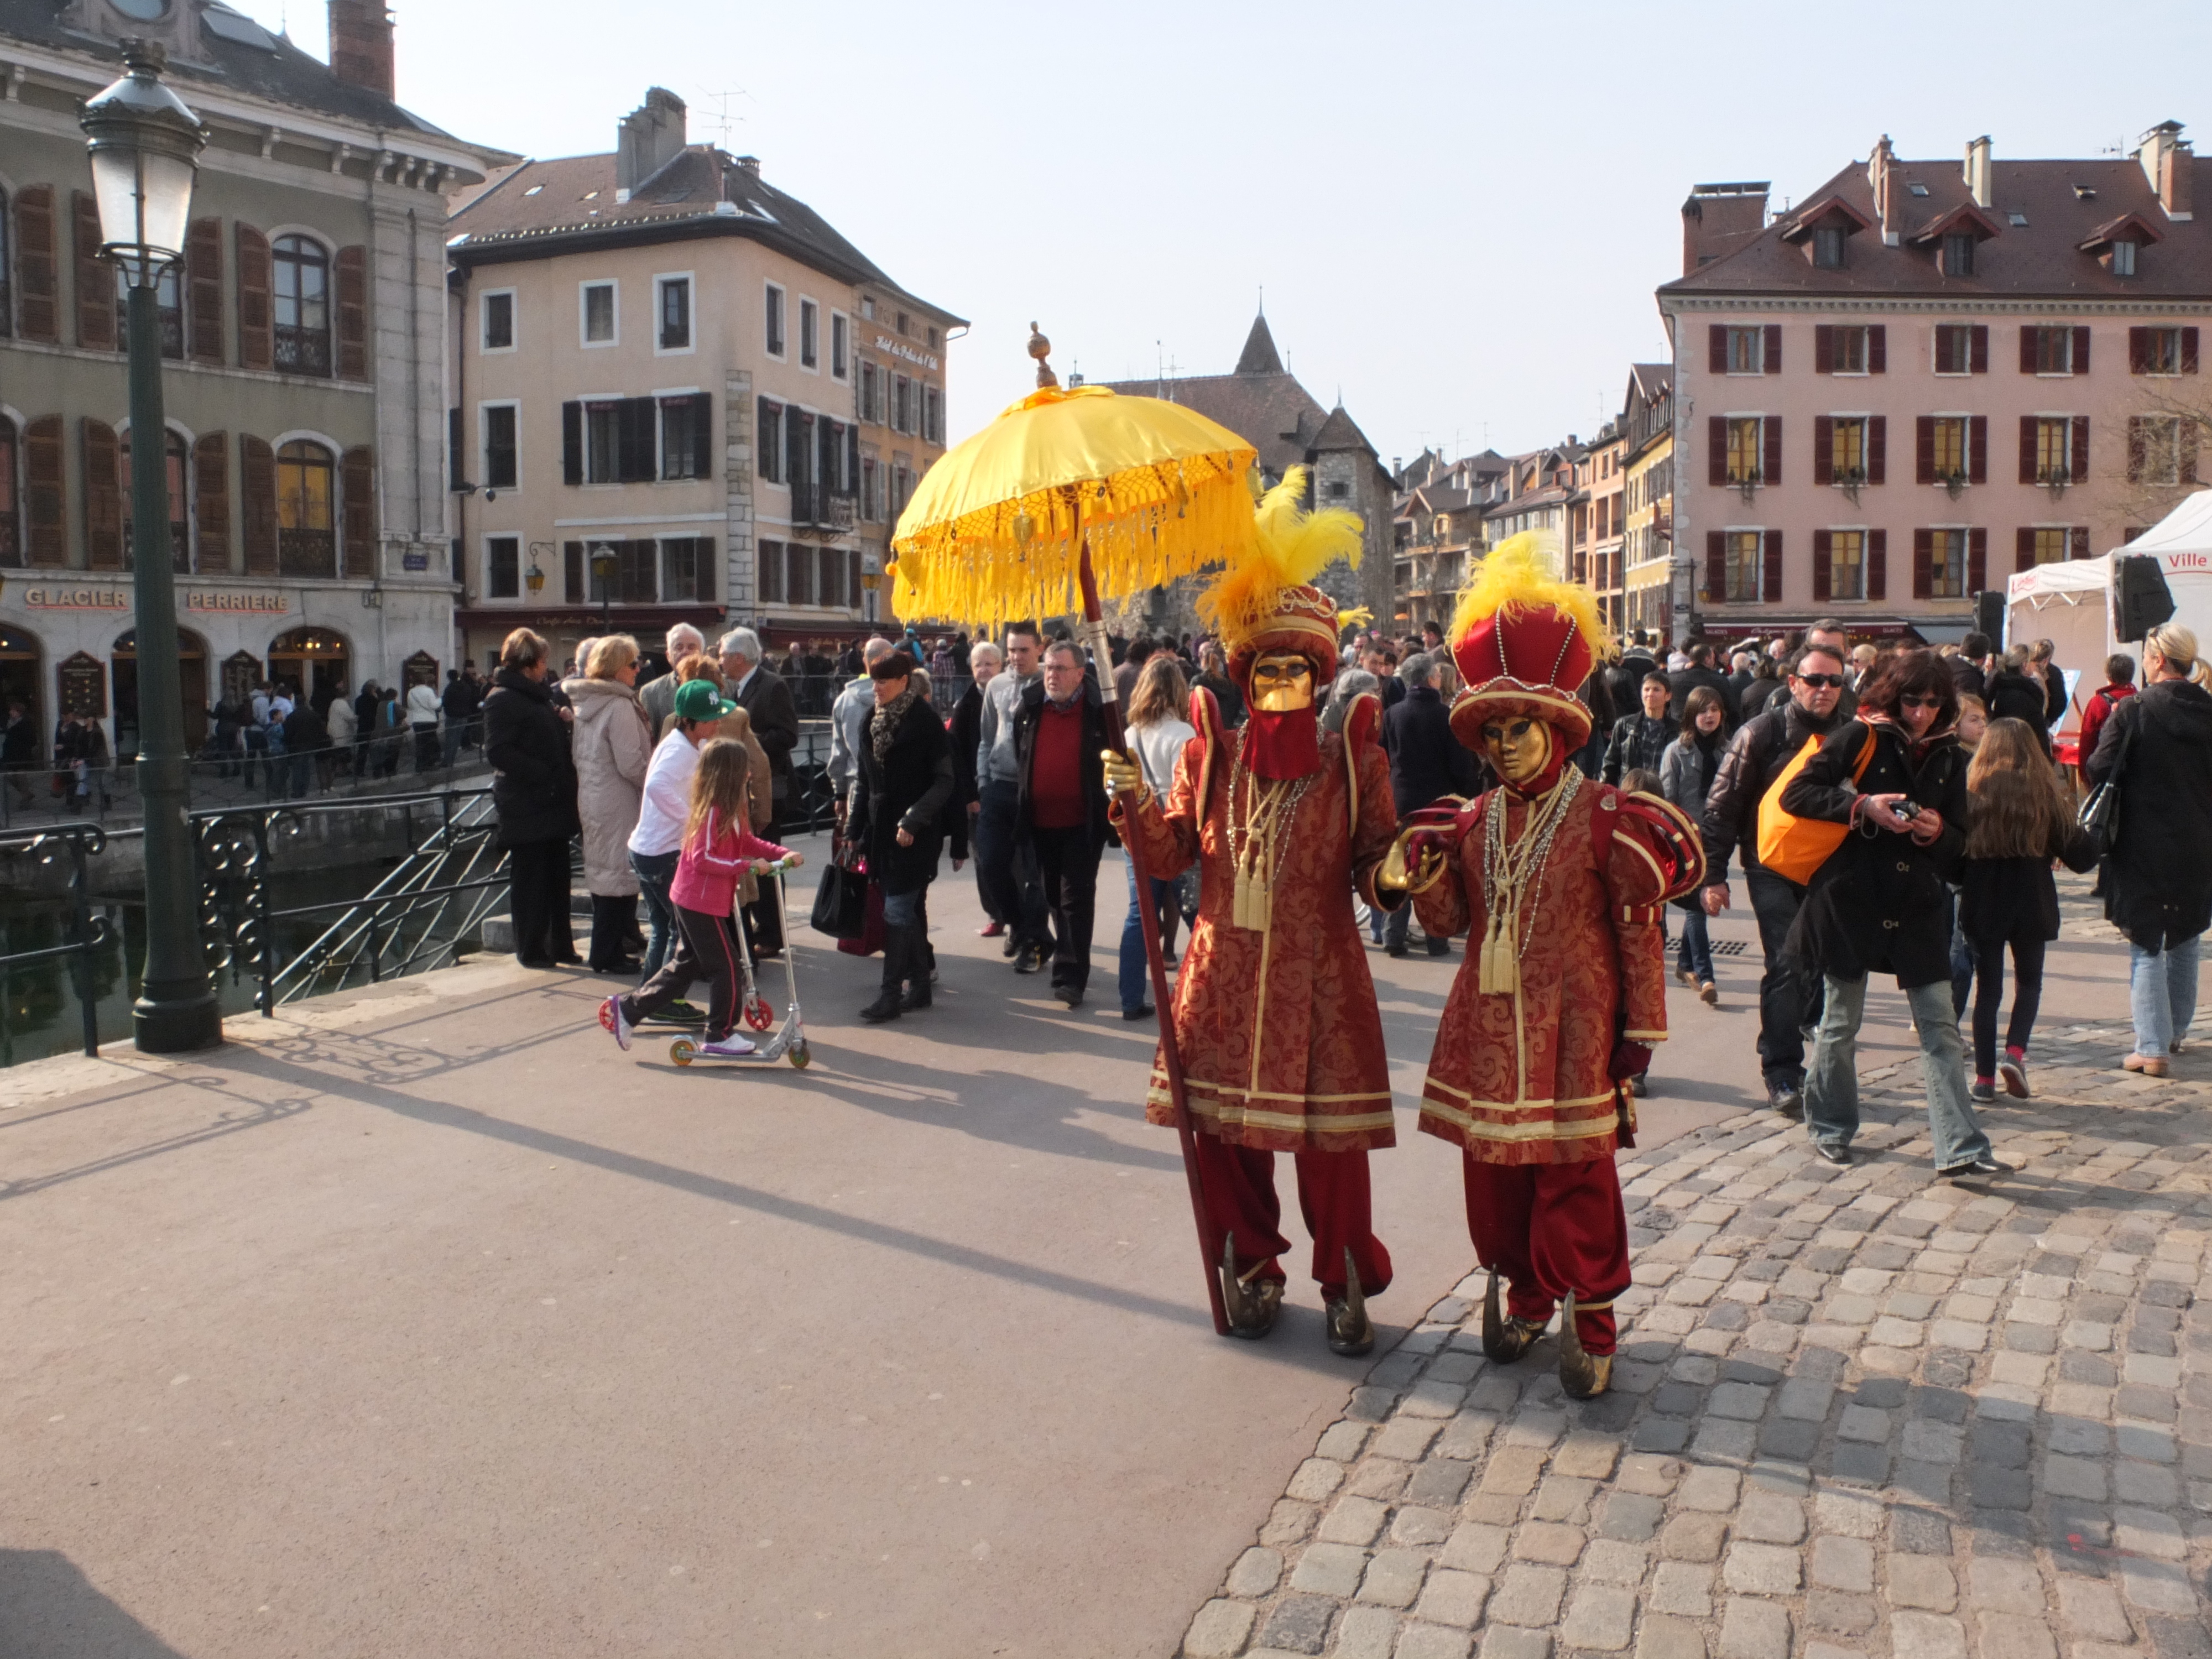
[1895,801,1922,822]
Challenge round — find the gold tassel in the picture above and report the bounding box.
[1478,906,1519,997]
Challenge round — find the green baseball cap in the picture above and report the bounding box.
[674,679,738,722]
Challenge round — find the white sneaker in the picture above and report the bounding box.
[598,994,632,1052]
[698,1035,757,1058]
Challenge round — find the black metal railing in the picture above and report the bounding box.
[0,823,115,1057]
[0,744,494,832]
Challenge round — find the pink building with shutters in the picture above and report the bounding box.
[1656,126,2212,646]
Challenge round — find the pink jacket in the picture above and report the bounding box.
[668,809,791,915]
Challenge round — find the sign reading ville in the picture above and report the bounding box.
[22,585,290,614]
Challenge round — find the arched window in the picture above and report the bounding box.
[276,440,336,576]
[272,235,331,376]
[121,426,191,571]
[115,263,185,358]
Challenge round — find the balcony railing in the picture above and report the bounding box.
[279,528,337,578]
[789,487,857,535]
[275,326,331,378]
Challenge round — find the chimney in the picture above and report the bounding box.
[1867,135,1900,245]
[327,0,394,101]
[1964,134,1992,208]
[2136,121,2194,221]
[1679,181,1770,276]
[616,88,688,194]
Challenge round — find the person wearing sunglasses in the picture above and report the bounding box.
[1697,643,1854,1118]
[1777,649,2007,1180]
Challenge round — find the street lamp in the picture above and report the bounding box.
[82,39,220,1053]
[589,542,619,630]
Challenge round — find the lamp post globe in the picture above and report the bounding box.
[589,543,619,630]
[82,39,222,1053]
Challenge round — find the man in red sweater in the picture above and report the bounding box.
[1013,639,1112,1004]
[2078,651,2138,770]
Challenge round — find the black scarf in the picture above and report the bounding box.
[870,685,923,762]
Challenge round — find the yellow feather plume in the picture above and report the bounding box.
[1449,531,1614,664]
[1196,466,1364,646]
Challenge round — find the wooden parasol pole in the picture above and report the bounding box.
[1073,501,1230,1336]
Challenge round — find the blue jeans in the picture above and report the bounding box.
[1675,904,1714,984]
[630,848,680,981]
[1118,860,1178,1011]
[1947,888,1981,1019]
[1805,973,1991,1169]
[975,779,1048,948]
[2129,934,2201,1058]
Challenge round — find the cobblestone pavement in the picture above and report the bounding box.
[1178,1008,2212,1659]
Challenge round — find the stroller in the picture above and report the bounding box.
[669,859,812,1070]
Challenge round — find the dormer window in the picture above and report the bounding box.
[1942,233,1976,277]
[2112,239,2138,278]
[2079,212,2163,276]
[1813,226,1846,269]
[1908,182,1930,197]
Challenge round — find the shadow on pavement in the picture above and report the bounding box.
[0,1550,192,1657]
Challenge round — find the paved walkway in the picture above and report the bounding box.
[1177,889,2212,1658]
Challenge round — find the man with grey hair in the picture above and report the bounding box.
[1380,651,1477,957]
[638,621,708,732]
[828,637,896,817]
[720,625,799,953]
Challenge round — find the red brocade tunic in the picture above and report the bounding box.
[1411,781,1676,1166]
[1115,710,1401,1154]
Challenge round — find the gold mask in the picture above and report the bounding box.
[1480,716,1552,786]
[1250,652,1317,713]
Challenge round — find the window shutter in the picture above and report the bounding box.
[2015,527,2036,573]
[341,446,377,578]
[447,406,462,482]
[1812,529,1832,602]
[619,397,656,483]
[81,418,122,567]
[690,391,714,478]
[1970,325,1989,374]
[239,435,278,573]
[15,185,59,342]
[194,432,228,571]
[561,401,583,485]
[1968,527,1988,592]
[1764,324,1782,373]
[1912,529,1934,599]
[25,414,65,566]
[1705,530,1725,602]
[1813,416,1834,486]
[1762,530,1783,601]
[334,246,368,379]
[236,223,272,371]
[1916,416,1937,484]
[1868,416,1887,484]
[72,192,116,351]
[2018,326,2037,374]
[2018,416,2039,485]
[2070,415,2089,482]
[2073,327,2091,374]
[1867,529,1887,599]
[2071,526,2091,560]
[186,217,224,363]
[1762,415,1782,486]
[1968,415,1989,486]
[1814,326,1833,374]
[1869,325,1887,374]
[563,541,583,603]
[2130,327,2151,375]
[1707,416,1728,486]
[1708,325,1727,375]
[2128,416,2147,484]
[2185,327,2201,374]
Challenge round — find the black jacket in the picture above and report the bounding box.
[281,706,330,753]
[1606,651,1657,721]
[1739,675,1786,722]
[482,669,580,848]
[948,682,985,809]
[1952,660,1988,705]
[1603,711,1674,785]
[1668,664,1740,728]
[1382,684,1479,816]
[847,694,956,896]
[2088,678,2212,950]
[1193,671,1246,728]
[1961,818,2101,945]
[1781,719,1969,987]
[1701,696,1854,877]
[1013,679,1112,849]
[1,712,36,768]
[731,666,800,816]
[1985,669,2052,750]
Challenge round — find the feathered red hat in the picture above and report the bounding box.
[1447,533,1608,753]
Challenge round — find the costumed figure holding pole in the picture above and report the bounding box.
[1105,471,1410,1355]
[1391,537,1704,1396]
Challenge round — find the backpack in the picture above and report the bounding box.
[1755,724,1873,885]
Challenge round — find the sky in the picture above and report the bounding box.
[236,0,2212,469]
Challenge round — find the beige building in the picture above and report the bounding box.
[445,89,961,677]
[1620,363,1674,641]
[1569,422,1627,631]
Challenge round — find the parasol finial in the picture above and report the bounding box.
[1027,321,1058,389]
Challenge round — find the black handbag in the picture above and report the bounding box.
[809,849,868,940]
[2078,718,2132,849]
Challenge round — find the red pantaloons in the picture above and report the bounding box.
[1195,1132,1392,1297]
[1463,1154,1631,1354]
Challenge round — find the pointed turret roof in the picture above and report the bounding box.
[1234,312,1284,375]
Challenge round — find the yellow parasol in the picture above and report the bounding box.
[889,325,1258,628]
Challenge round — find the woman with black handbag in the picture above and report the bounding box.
[2086,623,2212,1077]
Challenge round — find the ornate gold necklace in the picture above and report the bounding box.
[1226,747,1314,933]
[1477,769,1581,995]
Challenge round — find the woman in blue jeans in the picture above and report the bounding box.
[1660,687,1726,1004]
[1118,656,1198,1019]
[1779,649,2005,1180]
[2085,623,2212,1077]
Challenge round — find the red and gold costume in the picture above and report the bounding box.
[1404,538,1703,1383]
[1112,472,1400,1316]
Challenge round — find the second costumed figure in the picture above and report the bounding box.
[1396,538,1705,1397]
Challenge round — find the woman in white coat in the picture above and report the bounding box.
[564,635,655,972]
